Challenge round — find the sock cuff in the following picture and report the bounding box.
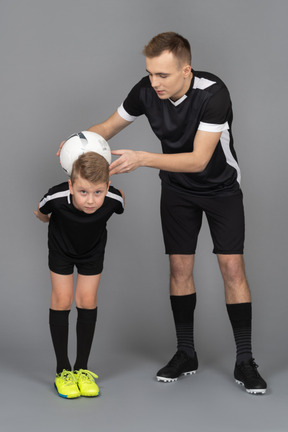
[49,309,70,326]
[226,302,252,323]
[76,307,98,323]
[170,293,196,323]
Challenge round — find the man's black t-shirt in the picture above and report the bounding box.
[118,71,241,196]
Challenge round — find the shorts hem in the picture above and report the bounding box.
[213,250,244,255]
[165,250,196,255]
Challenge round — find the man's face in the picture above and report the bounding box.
[146,50,192,102]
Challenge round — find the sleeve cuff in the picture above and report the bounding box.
[198,121,229,132]
[117,104,138,122]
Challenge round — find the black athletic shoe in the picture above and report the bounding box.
[234,358,267,394]
[156,350,198,382]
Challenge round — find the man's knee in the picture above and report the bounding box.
[218,255,246,284]
[169,255,194,282]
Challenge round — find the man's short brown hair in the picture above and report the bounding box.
[143,32,191,65]
[70,151,109,185]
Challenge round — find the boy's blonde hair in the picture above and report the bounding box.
[70,151,110,185]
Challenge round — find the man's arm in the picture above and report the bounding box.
[109,130,222,175]
[88,110,132,140]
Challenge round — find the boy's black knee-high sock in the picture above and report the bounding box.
[49,309,71,374]
[74,307,97,371]
[226,302,252,364]
[170,293,196,358]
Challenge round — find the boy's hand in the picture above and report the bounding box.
[34,205,50,223]
[56,141,65,157]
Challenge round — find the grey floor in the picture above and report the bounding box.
[1,341,287,432]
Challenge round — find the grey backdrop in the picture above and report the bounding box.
[1,0,287,431]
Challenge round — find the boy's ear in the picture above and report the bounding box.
[68,179,73,194]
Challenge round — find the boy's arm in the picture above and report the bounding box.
[34,203,50,223]
[119,189,125,207]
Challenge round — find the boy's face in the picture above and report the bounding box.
[69,176,110,214]
[146,50,192,102]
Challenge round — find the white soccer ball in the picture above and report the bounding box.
[60,131,111,175]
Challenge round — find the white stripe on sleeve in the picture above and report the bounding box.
[106,191,124,208]
[39,190,70,209]
[198,121,229,132]
[117,104,138,122]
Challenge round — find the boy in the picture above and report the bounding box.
[34,151,124,398]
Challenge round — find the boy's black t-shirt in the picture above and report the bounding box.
[39,182,124,259]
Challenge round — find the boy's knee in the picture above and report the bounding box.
[51,296,73,311]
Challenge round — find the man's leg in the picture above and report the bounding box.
[156,255,198,382]
[218,254,267,394]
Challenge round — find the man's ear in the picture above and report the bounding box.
[183,64,192,78]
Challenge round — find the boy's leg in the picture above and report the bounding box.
[74,274,101,370]
[50,271,74,311]
[74,274,101,396]
[49,271,80,398]
[49,271,74,374]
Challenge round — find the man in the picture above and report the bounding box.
[74,32,266,394]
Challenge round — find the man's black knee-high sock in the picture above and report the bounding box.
[170,293,196,358]
[74,307,97,371]
[49,309,71,374]
[226,302,252,364]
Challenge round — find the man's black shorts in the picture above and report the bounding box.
[160,184,245,255]
[49,250,104,275]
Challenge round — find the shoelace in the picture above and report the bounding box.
[168,351,187,367]
[240,359,260,378]
[58,370,77,384]
[75,369,99,383]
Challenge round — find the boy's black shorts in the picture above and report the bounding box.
[49,250,104,275]
[160,184,245,255]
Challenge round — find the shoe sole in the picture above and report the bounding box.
[54,383,81,399]
[235,379,266,395]
[80,391,100,397]
[156,370,197,383]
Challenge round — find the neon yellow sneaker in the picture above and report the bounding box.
[74,369,100,397]
[54,370,81,399]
